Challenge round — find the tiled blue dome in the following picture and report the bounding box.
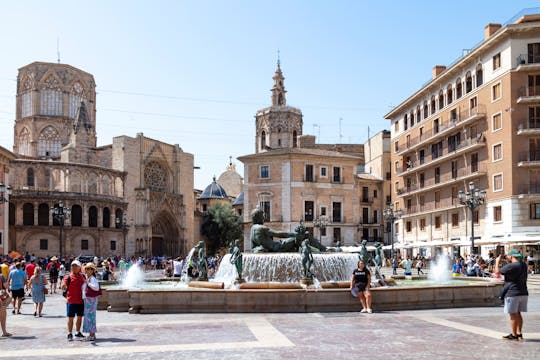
[200,177,228,199]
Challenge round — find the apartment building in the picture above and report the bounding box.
[385,10,540,258]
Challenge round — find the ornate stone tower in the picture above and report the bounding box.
[13,62,97,159]
[255,61,302,153]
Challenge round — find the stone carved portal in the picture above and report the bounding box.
[151,210,181,256]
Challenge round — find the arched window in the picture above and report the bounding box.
[103,207,111,228]
[27,168,35,187]
[88,173,98,194]
[465,71,472,93]
[37,126,61,158]
[144,162,168,192]
[423,101,428,119]
[38,203,49,226]
[430,96,436,114]
[115,208,123,229]
[69,82,85,119]
[71,205,82,227]
[476,64,483,87]
[293,130,298,147]
[261,130,266,149]
[410,111,414,127]
[416,106,421,124]
[102,176,111,196]
[404,114,408,130]
[23,203,34,226]
[40,75,63,116]
[89,206,98,227]
[21,77,34,117]
[438,90,444,110]
[456,78,462,99]
[447,84,453,105]
[18,128,31,156]
[43,168,51,189]
[69,171,82,192]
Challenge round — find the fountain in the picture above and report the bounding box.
[102,209,502,313]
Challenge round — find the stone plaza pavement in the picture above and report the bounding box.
[0,277,538,360]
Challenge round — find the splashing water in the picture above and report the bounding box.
[428,255,451,283]
[121,263,145,288]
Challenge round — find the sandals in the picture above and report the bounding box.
[1,333,12,337]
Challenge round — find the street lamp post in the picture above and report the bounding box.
[0,183,12,203]
[458,181,487,256]
[313,215,328,245]
[116,212,130,258]
[383,204,402,260]
[52,202,70,260]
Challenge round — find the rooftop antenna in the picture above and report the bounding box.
[57,37,61,64]
[339,117,343,143]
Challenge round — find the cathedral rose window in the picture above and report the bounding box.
[144,161,168,192]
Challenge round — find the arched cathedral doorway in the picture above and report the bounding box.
[151,211,181,257]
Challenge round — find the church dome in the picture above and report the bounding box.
[217,160,243,197]
[200,177,228,199]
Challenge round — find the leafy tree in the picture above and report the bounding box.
[200,202,243,255]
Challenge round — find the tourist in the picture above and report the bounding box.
[46,256,60,293]
[173,257,183,277]
[452,259,463,277]
[466,256,481,277]
[400,256,413,276]
[527,252,535,275]
[30,266,48,317]
[495,249,528,341]
[0,260,10,280]
[62,260,85,341]
[415,258,424,275]
[350,260,372,313]
[487,252,495,273]
[82,262,101,341]
[8,262,27,314]
[391,256,398,275]
[0,273,12,337]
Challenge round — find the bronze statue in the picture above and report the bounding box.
[196,241,208,280]
[359,239,370,264]
[250,208,298,252]
[300,239,314,279]
[229,239,243,281]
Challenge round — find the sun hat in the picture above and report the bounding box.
[50,256,58,261]
[71,260,82,267]
[507,249,523,261]
[84,262,97,271]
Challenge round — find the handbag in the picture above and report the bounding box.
[43,287,49,295]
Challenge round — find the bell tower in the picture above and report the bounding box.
[255,60,302,153]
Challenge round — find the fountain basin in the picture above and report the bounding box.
[104,279,502,314]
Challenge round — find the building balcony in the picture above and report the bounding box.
[517,183,540,195]
[399,164,487,197]
[396,104,486,155]
[517,85,540,104]
[517,151,540,167]
[397,135,486,176]
[360,197,374,204]
[402,197,461,218]
[517,118,540,135]
[515,54,540,72]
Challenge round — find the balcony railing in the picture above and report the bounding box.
[518,183,540,195]
[403,197,459,216]
[397,135,486,175]
[516,53,540,65]
[517,85,540,98]
[517,117,540,132]
[360,197,373,204]
[400,164,487,196]
[518,150,540,162]
[396,104,486,154]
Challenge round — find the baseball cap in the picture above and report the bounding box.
[507,249,523,261]
[71,260,82,267]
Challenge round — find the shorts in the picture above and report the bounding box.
[11,288,24,299]
[49,276,58,284]
[66,303,84,317]
[504,295,528,314]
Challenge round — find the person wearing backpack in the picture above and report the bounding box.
[82,262,101,342]
[46,256,59,294]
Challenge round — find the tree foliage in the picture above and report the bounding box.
[200,202,243,255]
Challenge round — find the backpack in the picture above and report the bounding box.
[49,264,58,277]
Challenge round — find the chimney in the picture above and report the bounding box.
[484,23,502,40]
[432,65,446,79]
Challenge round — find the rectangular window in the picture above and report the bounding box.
[471,153,479,172]
[493,174,503,192]
[452,213,459,227]
[451,186,458,205]
[332,167,341,183]
[260,201,271,222]
[40,239,48,250]
[320,206,327,216]
[419,218,426,231]
[394,120,399,132]
[373,210,378,223]
[406,221,412,232]
[333,228,341,242]
[494,206,502,222]
[362,187,369,202]
[470,97,478,111]
[304,201,314,221]
[305,164,314,182]
[395,181,399,194]
[362,207,369,224]
[81,239,89,250]
[435,167,440,184]
[451,160,458,179]
[528,43,540,64]
[260,165,269,179]
[492,82,501,101]
[435,191,441,208]
[493,143,502,161]
[493,53,501,70]
[419,149,425,165]
[420,172,425,188]
[435,216,441,229]
[332,202,342,222]
[110,240,117,251]
[373,190,378,198]
[320,166,327,177]
[433,118,439,134]
[492,113,502,131]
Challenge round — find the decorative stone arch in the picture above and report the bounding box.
[20,230,59,255]
[114,177,124,197]
[69,170,82,192]
[19,73,35,93]
[37,125,61,158]
[150,210,181,257]
[39,69,63,91]
[18,127,31,156]
[51,168,64,191]
[101,175,112,196]
[87,171,98,194]
[144,161,169,192]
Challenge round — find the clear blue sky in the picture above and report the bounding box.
[0,1,538,190]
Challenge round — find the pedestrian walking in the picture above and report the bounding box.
[416,258,425,275]
[30,266,48,317]
[8,262,26,315]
